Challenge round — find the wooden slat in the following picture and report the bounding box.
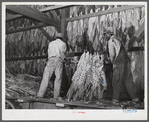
[6,5,61,32]
[6,51,107,61]
[6,5,73,21]
[6,55,48,61]
[127,22,144,51]
[6,53,83,61]
[66,5,144,21]
[6,52,81,61]
[6,23,48,34]
[128,46,144,52]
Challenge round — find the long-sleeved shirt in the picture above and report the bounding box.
[108,35,121,64]
[48,39,67,61]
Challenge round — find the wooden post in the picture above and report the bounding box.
[61,8,70,51]
[61,8,66,39]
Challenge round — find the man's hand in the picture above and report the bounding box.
[104,59,112,64]
[104,59,109,64]
[64,58,69,65]
[103,83,107,90]
[104,56,113,65]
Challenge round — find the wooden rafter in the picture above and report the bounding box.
[32,21,54,42]
[6,5,61,32]
[6,5,73,21]
[38,28,54,42]
[7,14,22,21]
[66,5,144,21]
[40,5,73,12]
[50,10,59,19]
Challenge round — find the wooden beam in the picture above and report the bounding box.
[128,46,144,52]
[6,55,48,61]
[50,10,59,19]
[6,14,22,21]
[6,51,107,61]
[32,21,54,42]
[6,5,61,32]
[6,23,48,34]
[6,5,73,21]
[61,8,66,39]
[6,53,82,61]
[127,22,144,51]
[38,28,54,42]
[40,5,73,12]
[7,97,122,109]
[66,5,144,22]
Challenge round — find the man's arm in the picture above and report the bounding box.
[47,42,52,56]
[108,41,116,64]
[61,43,67,61]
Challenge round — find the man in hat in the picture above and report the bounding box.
[104,27,139,105]
[36,33,67,99]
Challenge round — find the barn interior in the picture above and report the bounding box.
[5,4,145,109]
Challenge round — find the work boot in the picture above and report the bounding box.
[132,98,139,102]
[34,96,43,99]
[131,98,140,108]
[52,97,64,101]
[34,93,43,98]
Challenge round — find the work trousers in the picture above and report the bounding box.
[112,61,137,100]
[37,57,63,98]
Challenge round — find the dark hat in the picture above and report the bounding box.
[56,33,63,38]
[126,21,133,28]
[104,27,114,34]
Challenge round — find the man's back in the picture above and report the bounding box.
[48,39,67,61]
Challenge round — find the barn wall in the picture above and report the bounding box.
[66,5,145,51]
[66,5,145,95]
[6,5,60,76]
[6,26,57,76]
[6,5,145,95]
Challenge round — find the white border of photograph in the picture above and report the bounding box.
[2,1,148,120]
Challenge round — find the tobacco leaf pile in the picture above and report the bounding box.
[67,52,107,101]
[6,68,54,99]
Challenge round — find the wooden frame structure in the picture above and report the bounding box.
[6,5,61,32]
[66,5,144,21]
[6,5,145,61]
[6,5,73,21]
